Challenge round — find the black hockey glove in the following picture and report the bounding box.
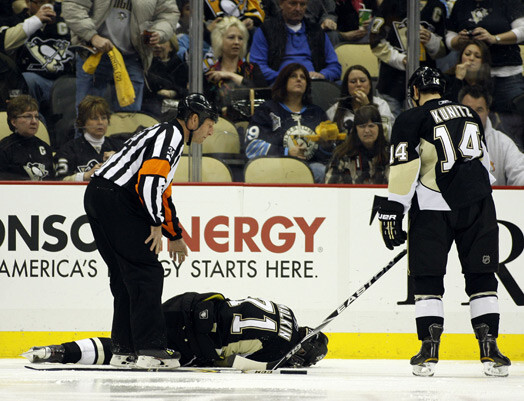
[377,200,407,250]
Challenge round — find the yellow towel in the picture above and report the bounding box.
[82,48,136,107]
[82,51,102,74]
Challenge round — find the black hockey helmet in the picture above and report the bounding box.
[408,66,446,99]
[178,93,218,124]
[177,93,218,145]
[286,327,329,368]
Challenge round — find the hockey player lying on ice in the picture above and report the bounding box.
[22,292,328,369]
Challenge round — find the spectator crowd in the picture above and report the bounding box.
[0,0,523,185]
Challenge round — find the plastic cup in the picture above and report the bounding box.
[359,9,372,26]
[142,30,153,44]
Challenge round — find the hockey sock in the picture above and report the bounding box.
[61,341,82,364]
[470,294,500,337]
[72,337,112,365]
[415,296,444,341]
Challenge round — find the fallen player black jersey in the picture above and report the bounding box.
[215,297,302,363]
[388,98,493,211]
[162,292,301,367]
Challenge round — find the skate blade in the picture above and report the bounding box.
[20,348,45,363]
[136,355,180,370]
[109,362,136,369]
[109,355,137,369]
[412,362,436,377]
[482,362,509,377]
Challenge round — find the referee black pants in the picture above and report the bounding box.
[84,177,167,353]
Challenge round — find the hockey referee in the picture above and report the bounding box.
[83,93,218,370]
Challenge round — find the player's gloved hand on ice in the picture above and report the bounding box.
[377,200,407,250]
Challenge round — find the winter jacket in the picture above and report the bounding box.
[61,0,178,70]
[250,15,341,83]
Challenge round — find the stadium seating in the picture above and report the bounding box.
[106,112,160,136]
[182,116,241,155]
[335,43,379,80]
[243,157,314,184]
[173,155,233,182]
[205,116,241,154]
[311,80,341,112]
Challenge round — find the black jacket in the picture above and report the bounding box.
[0,132,54,180]
[260,15,327,73]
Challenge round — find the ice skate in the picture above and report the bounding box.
[136,348,181,370]
[21,345,65,363]
[410,323,443,377]
[474,324,511,377]
[110,353,137,368]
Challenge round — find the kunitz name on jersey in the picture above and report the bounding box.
[430,101,474,124]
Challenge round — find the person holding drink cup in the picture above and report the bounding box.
[141,22,159,46]
[358,8,372,26]
[335,0,377,44]
[62,0,179,113]
[369,0,447,117]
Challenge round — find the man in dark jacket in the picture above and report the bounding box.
[249,0,341,83]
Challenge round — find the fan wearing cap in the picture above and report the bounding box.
[83,93,218,370]
[22,292,328,369]
[376,66,510,378]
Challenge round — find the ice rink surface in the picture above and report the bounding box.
[1,359,523,401]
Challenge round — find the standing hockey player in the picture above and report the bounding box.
[83,94,218,370]
[22,292,329,370]
[377,66,510,377]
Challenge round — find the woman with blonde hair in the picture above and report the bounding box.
[204,16,267,121]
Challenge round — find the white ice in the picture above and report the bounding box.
[1,358,523,401]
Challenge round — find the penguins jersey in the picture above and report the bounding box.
[215,297,302,363]
[370,0,446,63]
[388,98,493,212]
[245,99,330,163]
[54,136,124,180]
[204,0,265,25]
[0,133,54,180]
[16,13,74,79]
[370,0,446,100]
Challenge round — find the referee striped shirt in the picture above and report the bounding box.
[94,120,185,240]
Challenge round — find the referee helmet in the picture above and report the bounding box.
[177,93,218,145]
[178,93,218,125]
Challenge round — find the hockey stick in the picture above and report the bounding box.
[268,249,407,370]
[25,364,307,375]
